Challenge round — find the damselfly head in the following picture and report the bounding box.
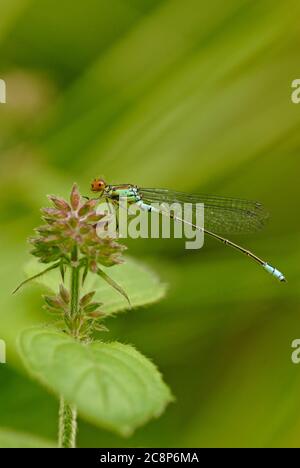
[91,178,107,192]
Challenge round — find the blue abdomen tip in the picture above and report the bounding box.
[263,263,286,282]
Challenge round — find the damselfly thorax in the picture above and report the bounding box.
[91,180,139,202]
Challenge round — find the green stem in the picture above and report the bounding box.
[58,246,80,448]
[58,396,77,448]
[70,246,80,322]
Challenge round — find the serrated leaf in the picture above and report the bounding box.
[0,428,55,448]
[23,256,167,315]
[18,327,173,436]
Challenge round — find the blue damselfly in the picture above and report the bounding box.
[90,178,286,282]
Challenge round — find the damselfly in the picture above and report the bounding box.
[89,178,286,282]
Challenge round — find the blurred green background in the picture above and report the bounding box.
[0,0,300,448]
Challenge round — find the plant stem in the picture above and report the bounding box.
[70,246,80,322]
[58,246,80,448]
[58,396,77,448]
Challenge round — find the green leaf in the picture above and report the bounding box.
[18,327,173,436]
[23,256,167,315]
[0,428,55,448]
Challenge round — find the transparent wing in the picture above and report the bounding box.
[139,188,269,234]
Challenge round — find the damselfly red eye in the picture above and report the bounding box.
[91,178,106,192]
